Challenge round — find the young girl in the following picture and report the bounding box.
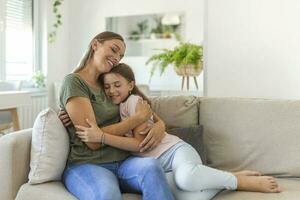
[75,63,281,200]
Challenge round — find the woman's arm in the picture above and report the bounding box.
[65,96,102,150]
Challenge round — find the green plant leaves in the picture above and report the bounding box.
[146,42,203,79]
[48,0,64,43]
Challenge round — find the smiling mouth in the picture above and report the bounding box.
[107,59,114,68]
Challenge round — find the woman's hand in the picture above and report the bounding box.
[75,118,103,143]
[58,109,73,127]
[139,122,165,152]
[135,99,152,123]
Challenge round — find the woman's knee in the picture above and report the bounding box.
[140,158,164,174]
[63,164,122,200]
[94,186,122,200]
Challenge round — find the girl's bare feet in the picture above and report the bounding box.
[236,175,281,193]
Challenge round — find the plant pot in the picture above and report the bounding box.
[173,61,203,76]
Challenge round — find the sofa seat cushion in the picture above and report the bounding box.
[16,182,142,200]
[213,178,300,200]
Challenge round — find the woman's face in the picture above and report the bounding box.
[92,39,126,73]
[103,73,134,104]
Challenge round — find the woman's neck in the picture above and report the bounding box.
[78,63,101,85]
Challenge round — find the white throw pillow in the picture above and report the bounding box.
[28,108,69,184]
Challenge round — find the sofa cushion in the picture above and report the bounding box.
[150,96,199,129]
[200,98,300,177]
[28,108,69,184]
[213,178,300,200]
[168,125,206,164]
[16,182,142,200]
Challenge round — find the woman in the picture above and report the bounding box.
[73,63,281,200]
[59,31,174,200]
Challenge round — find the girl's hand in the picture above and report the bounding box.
[75,118,103,143]
[135,100,152,123]
[139,122,165,152]
[58,108,73,127]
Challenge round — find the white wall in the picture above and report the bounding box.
[47,0,71,109]
[205,0,300,99]
[68,0,204,91]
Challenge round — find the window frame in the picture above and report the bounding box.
[0,0,41,81]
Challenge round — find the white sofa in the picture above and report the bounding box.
[0,96,300,200]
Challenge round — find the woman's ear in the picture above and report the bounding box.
[91,39,98,51]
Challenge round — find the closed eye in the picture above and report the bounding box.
[104,84,110,90]
[111,47,117,53]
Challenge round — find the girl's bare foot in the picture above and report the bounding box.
[236,175,281,193]
[234,170,261,176]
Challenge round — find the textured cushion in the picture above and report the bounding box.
[168,126,206,164]
[28,108,69,184]
[16,182,142,200]
[150,96,199,129]
[200,98,300,177]
[213,178,300,200]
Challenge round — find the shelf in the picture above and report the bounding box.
[125,38,179,57]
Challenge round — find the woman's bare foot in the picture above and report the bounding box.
[234,170,261,176]
[236,175,281,193]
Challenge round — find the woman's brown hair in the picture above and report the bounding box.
[73,31,125,73]
[100,63,151,105]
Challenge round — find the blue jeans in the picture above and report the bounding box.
[63,156,174,200]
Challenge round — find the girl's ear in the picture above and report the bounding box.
[129,81,135,91]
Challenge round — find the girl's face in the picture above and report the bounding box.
[92,39,125,73]
[103,73,134,104]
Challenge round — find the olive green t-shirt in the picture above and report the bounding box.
[59,73,129,165]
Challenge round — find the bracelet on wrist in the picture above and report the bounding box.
[101,132,106,145]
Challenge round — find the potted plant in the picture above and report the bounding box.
[32,71,46,88]
[146,42,203,78]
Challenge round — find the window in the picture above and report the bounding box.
[0,0,33,81]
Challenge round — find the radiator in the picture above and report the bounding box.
[18,93,48,129]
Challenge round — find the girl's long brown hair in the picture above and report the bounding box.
[73,31,125,73]
[100,63,151,105]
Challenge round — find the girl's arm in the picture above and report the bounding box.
[59,100,152,136]
[76,119,145,152]
[101,100,152,135]
[75,99,165,152]
[76,113,164,152]
[138,112,166,152]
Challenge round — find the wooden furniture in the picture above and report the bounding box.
[0,91,30,131]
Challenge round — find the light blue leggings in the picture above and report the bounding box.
[158,142,237,200]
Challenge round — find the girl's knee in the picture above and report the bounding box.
[174,164,197,191]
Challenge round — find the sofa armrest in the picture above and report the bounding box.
[0,129,32,200]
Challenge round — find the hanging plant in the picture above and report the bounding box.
[48,0,64,43]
